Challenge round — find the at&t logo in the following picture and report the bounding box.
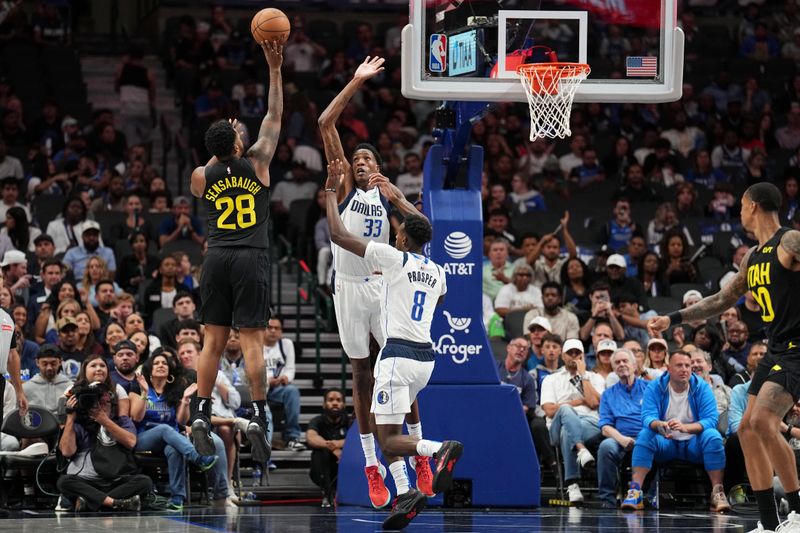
[442,231,476,276]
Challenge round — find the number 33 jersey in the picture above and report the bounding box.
[333,187,390,277]
[746,226,800,353]
[202,157,270,249]
[365,241,447,345]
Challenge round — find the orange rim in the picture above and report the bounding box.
[516,62,591,79]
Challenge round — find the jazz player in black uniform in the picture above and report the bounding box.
[187,41,283,465]
[649,183,800,532]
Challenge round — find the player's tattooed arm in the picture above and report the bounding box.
[246,40,283,186]
[649,247,754,336]
[367,173,430,223]
[325,159,367,258]
[781,230,800,263]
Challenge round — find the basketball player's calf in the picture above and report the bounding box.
[376,419,463,530]
[192,326,272,464]
[740,380,800,529]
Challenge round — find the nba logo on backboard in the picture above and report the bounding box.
[429,34,447,73]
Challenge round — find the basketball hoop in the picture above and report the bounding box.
[517,63,591,140]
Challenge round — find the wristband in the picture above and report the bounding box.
[788,423,794,436]
[667,311,682,326]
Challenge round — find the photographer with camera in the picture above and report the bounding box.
[57,354,152,512]
[130,352,219,512]
[578,281,625,352]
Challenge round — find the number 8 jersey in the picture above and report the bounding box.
[202,157,270,249]
[365,241,447,344]
[333,187,390,277]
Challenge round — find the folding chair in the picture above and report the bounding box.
[0,406,60,507]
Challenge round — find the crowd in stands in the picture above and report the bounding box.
[1,0,800,513]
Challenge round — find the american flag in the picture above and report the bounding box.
[626,56,657,77]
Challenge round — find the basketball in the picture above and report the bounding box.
[250,8,290,44]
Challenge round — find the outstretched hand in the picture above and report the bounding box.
[326,159,346,191]
[647,316,671,338]
[368,172,399,200]
[260,40,283,69]
[354,56,385,82]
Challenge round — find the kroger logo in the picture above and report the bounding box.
[444,232,472,259]
[434,311,483,364]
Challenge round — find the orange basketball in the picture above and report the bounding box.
[250,8,290,44]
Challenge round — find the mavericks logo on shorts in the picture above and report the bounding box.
[377,390,390,405]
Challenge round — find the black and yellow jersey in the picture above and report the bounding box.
[746,227,800,353]
[202,157,269,249]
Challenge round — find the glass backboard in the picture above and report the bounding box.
[402,0,684,103]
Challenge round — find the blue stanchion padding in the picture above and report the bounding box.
[336,384,540,507]
[422,144,498,385]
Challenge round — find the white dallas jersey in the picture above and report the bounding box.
[365,241,447,344]
[332,187,390,277]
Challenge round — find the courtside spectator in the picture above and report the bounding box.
[597,348,649,508]
[499,337,556,472]
[621,350,729,512]
[306,388,352,507]
[530,333,562,393]
[525,316,551,370]
[110,340,140,394]
[263,317,305,450]
[593,339,617,381]
[57,358,151,513]
[690,349,732,435]
[131,353,220,511]
[541,339,605,503]
[22,344,72,416]
[607,340,663,386]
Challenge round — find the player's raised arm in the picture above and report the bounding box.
[318,56,385,203]
[368,172,430,224]
[325,159,367,258]
[647,247,755,337]
[246,40,284,187]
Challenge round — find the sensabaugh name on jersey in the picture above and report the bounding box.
[407,269,438,288]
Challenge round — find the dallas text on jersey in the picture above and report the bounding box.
[349,198,384,217]
[204,176,263,202]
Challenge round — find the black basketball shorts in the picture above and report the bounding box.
[199,246,270,329]
[749,350,800,401]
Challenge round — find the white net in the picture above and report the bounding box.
[517,63,590,140]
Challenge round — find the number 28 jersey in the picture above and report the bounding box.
[746,226,800,353]
[202,157,270,249]
[365,241,447,345]
[333,187,390,277]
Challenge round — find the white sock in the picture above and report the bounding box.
[360,433,379,467]
[389,460,410,495]
[406,422,423,441]
[416,439,443,457]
